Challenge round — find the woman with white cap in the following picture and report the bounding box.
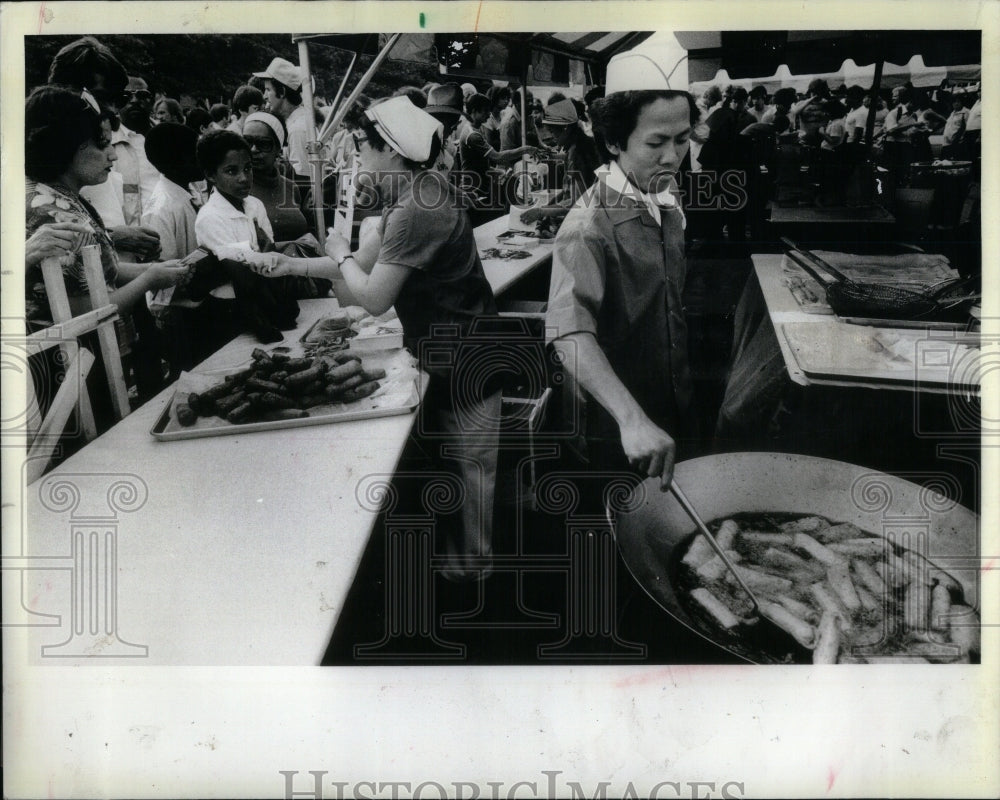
[545,44,699,490]
[251,96,502,584]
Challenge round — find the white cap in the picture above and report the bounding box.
[605,36,689,94]
[365,95,444,163]
[253,57,304,91]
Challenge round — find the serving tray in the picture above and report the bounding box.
[150,347,421,441]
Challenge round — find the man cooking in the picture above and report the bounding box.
[545,43,698,490]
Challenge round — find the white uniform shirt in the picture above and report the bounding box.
[195,189,274,253]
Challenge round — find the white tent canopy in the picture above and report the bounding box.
[690,54,981,96]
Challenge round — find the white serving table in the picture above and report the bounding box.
[474,215,554,297]
[9,299,422,665]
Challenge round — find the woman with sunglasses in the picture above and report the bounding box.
[243,111,311,242]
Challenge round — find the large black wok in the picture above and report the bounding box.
[609,452,979,664]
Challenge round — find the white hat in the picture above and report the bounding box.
[605,36,689,94]
[365,95,444,163]
[243,111,285,146]
[253,57,304,91]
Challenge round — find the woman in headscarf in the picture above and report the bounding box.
[243,110,312,242]
[251,96,503,585]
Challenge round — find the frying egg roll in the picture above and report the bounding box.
[852,558,886,595]
[809,582,852,630]
[759,601,816,648]
[813,612,841,664]
[811,522,866,543]
[829,538,888,558]
[695,550,742,582]
[795,533,848,567]
[929,583,951,632]
[716,519,740,550]
[690,587,741,630]
[827,562,862,612]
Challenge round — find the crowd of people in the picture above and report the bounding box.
[21,36,614,581]
[21,34,982,585]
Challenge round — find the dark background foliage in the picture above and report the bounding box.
[25,34,453,106]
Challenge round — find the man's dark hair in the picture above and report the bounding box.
[393,86,427,109]
[268,79,302,107]
[209,103,231,124]
[232,85,264,114]
[808,78,830,99]
[185,107,213,132]
[358,118,442,171]
[749,84,767,100]
[25,85,108,182]
[155,98,183,122]
[144,122,199,177]
[196,128,250,176]
[47,36,128,98]
[342,95,373,130]
[589,90,699,156]
[465,94,491,116]
[773,87,798,110]
[584,85,606,107]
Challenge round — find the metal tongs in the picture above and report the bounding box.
[669,482,761,612]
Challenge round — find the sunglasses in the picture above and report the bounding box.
[352,133,368,151]
[122,89,153,104]
[244,136,277,153]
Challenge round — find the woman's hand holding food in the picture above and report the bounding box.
[144,259,191,290]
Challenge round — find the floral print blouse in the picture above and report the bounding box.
[26,181,119,324]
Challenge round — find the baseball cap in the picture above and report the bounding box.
[253,57,304,91]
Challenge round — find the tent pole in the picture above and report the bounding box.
[319,33,403,146]
[297,38,327,249]
[863,57,884,159]
[520,62,529,203]
[318,51,358,142]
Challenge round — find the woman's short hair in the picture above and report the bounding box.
[590,90,699,156]
[196,128,250,175]
[232,85,264,114]
[25,85,107,182]
[209,103,231,124]
[465,94,491,116]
